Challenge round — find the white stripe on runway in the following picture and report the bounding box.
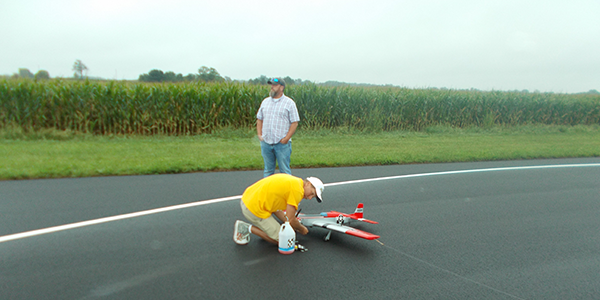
[1,163,599,243]
[0,196,241,243]
[325,163,600,187]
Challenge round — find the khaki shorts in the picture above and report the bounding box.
[240,200,280,241]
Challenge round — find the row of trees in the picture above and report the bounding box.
[9,62,305,86]
[9,60,88,80]
[11,68,51,80]
[138,66,231,83]
[6,58,599,93]
[138,67,308,86]
[247,75,308,86]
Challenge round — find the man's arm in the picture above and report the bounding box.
[256,119,264,141]
[285,204,308,235]
[280,121,298,144]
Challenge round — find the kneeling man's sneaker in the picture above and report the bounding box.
[233,220,251,245]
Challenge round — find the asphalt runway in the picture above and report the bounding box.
[1,158,600,299]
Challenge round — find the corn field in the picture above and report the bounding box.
[1,79,599,135]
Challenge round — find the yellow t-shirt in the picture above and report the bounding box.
[242,174,304,219]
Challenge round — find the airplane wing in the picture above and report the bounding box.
[310,221,380,240]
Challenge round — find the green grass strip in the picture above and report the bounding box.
[1,125,599,180]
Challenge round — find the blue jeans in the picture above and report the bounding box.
[260,140,292,177]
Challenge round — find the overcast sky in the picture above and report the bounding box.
[2,0,599,93]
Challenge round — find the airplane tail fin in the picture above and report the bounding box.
[326,203,378,224]
[353,203,364,219]
[352,203,378,224]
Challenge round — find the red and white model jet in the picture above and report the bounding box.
[297,203,380,241]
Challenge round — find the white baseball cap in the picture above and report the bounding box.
[306,177,324,203]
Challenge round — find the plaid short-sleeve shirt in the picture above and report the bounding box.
[256,94,300,144]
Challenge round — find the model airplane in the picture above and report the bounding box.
[297,203,380,241]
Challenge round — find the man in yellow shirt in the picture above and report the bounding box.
[234,174,325,246]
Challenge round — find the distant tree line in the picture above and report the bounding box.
[7,62,599,94]
[247,75,309,86]
[581,89,600,95]
[138,67,309,86]
[138,66,231,83]
[9,59,88,81]
[9,68,50,80]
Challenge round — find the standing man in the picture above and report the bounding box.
[256,78,300,177]
[233,173,325,246]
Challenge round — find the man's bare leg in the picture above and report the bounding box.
[250,226,277,245]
